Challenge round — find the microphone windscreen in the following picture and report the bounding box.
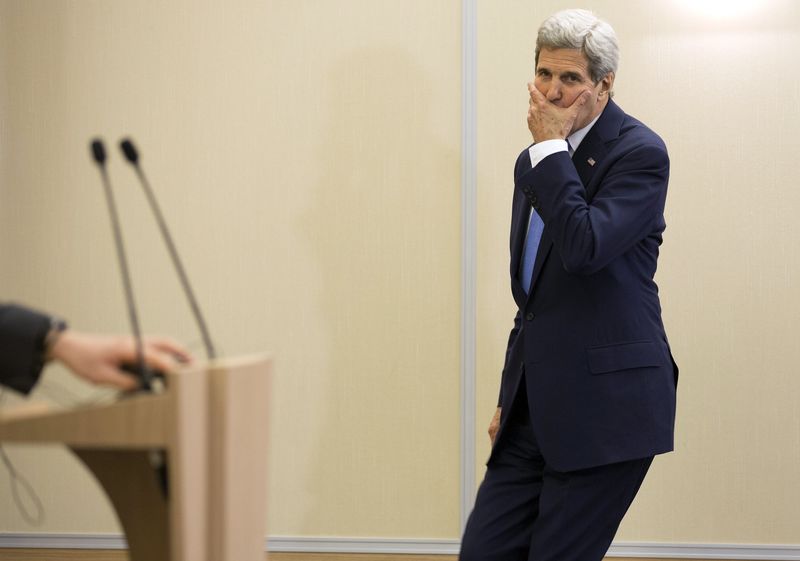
[120,138,139,164]
[90,139,106,165]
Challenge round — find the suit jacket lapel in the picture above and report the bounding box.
[572,100,624,200]
[571,134,606,199]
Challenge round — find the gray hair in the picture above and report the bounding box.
[535,9,619,84]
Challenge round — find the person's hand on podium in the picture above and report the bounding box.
[49,331,192,391]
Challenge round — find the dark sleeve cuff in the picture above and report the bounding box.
[0,304,54,394]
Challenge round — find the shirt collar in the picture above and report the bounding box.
[567,111,602,153]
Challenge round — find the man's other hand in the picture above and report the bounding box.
[527,83,592,142]
[488,407,502,445]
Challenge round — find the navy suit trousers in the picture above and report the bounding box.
[460,375,653,561]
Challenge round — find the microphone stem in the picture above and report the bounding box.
[133,165,216,360]
[98,166,153,389]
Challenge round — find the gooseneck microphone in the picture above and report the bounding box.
[89,139,155,391]
[119,138,217,360]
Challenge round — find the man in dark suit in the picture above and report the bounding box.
[0,303,191,395]
[460,9,677,561]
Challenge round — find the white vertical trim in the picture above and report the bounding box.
[459,0,478,536]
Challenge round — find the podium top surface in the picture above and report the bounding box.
[0,353,272,447]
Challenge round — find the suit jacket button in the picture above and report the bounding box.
[525,312,535,321]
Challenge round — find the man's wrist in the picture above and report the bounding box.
[528,139,569,169]
[44,317,68,361]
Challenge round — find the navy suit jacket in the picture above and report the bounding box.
[493,99,678,472]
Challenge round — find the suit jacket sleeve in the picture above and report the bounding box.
[519,141,669,275]
[0,304,52,394]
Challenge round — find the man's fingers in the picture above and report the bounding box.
[115,336,192,374]
[95,364,140,391]
[488,406,502,444]
[572,89,593,108]
[141,346,184,373]
[110,370,140,391]
[528,83,545,104]
[144,336,193,364]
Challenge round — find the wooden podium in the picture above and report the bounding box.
[0,353,272,561]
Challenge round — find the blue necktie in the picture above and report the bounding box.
[518,141,573,293]
[519,209,544,294]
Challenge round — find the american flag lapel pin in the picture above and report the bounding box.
[587,157,596,166]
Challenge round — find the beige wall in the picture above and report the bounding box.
[1,0,800,549]
[0,0,461,538]
[476,0,800,545]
